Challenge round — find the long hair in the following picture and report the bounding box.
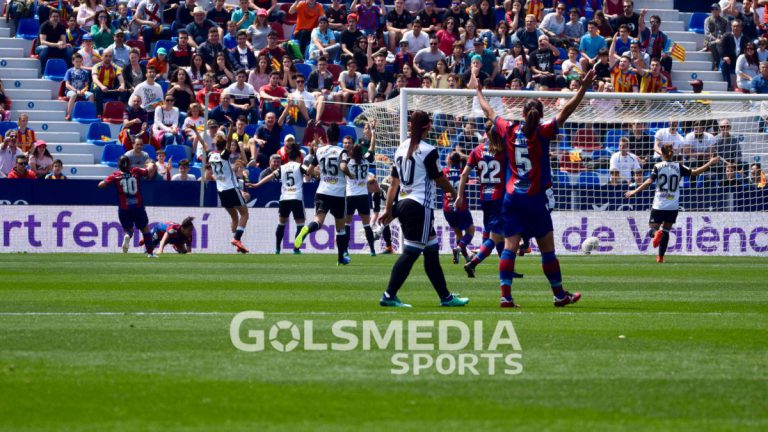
[522,98,543,138]
[118,155,131,173]
[486,122,504,155]
[408,110,431,159]
[181,216,195,230]
[661,143,674,161]
[351,142,363,164]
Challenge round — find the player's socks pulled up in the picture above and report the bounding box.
[234,227,244,242]
[275,224,286,254]
[385,245,420,299]
[542,251,565,298]
[363,224,376,254]
[294,222,318,249]
[142,232,154,255]
[499,249,516,298]
[658,228,670,258]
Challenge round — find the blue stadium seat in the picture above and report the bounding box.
[248,166,262,182]
[494,8,506,26]
[553,170,572,186]
[280,124,297,143]
[347,105,364,124]
[688,13,708,34]
[100,144,124,167]
[603,128,627,150]
[164,144,190,166]
[158,80,169,95]
[338,125,357,144]
[591,149,613,161]
[188,165,201,179]
[71,101,100,124]
[144,145,157,161]
[0,121,18,138]
[244,123,259,137]
[42,58,68,81]
[152,40,175,58]
[16,18,40,40]
[432,112,452,134]
[86,122,118,146]
[295,63,313,80]
[577,171,601,187]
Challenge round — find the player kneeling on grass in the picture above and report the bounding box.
[442,151,476,264]
[141,217,195,255]
[378,110,469,308]
[98,155,156,257]
[624,144,720,263]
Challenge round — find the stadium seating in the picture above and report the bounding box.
[327,64,343,83]
[125,39,146,59]
[100,144,125,167]
[577,171,601,187]
[188,165,202,179]
[159,80,170,95]
[0,122,18,139]
[152,40,175,57]
[688,13,708,34]
[101,101,126,125]
[71,101,100,124]
[42,59,68,81]
[318,103,344,125]
[244,123,260,137]
[15,19,39,40]
[295,63,313,80]
[57,81,69,101]
[86,122,118,145]
[338,125,357,144]
[144,145,157,161]
[572,128,601,151]
[347,105,364,124]
[280,124,297,143]
[553,170,572,186]
[280,3,297,25]
[164,144,189,166]
[603,129,628,151]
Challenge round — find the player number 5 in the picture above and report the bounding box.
[515,147,532,176]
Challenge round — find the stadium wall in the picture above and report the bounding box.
[1,206,766,256]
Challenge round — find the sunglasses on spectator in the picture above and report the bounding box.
[296,80,305,83]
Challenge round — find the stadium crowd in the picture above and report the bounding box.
[0,0,765,191]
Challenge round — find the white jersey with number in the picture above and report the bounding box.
[391,139,442,209]
[313,145,347,197]
[650,160,692,211]
[343,151,375,196]
[208,151,238,192]
[277,161,307,201]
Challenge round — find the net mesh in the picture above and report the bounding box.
[357,91,767,254]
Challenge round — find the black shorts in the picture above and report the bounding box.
[393,199,435,245]
[315,193,346,219]
[279,199,305,220]
[219,188,245,209]
[649,209,679,224]
[346,194,371,216]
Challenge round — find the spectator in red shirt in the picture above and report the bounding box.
[259,71,288,119]
[7,155,37,179]
[196,72,222,110]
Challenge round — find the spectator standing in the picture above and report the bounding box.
[653,120,684,159]
[639,15,671,75]
[0,131,19,178]
[352,0,385,35]
[614,0,643,38]
[14,113,36,154]
[291,0,325,55]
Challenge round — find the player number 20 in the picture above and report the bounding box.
[119,177,138,195]
[657,173,679,193]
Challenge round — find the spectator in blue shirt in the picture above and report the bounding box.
[750,61,768,93]
[579,20,607,72]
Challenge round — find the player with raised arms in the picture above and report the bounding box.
[341,128,377,256]
[247,147,309,255]
[189,123,251,254]
[143,217,195,255]
[476,69,596,308]
[294,130,350,265]
[98,155,156,257]
[378,110,469,308]
[455,123,524,278]
[442,151,475,264]
[624,144,720,263]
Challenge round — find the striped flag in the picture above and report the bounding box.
[665,40,687,63]
[526,0,544,21]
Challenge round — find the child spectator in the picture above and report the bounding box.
[64,53,95,121]
[78,34,101,71]
[44,159,67,179]
[147,48,170,81]
[15,113,36,154]
[171,159,197,181]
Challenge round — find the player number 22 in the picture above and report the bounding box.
[477,159,501,183]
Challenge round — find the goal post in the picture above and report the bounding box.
[360,89,768,256]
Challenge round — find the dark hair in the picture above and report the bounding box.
[661,143,674,159]
[327,123,340,144]
[289,147,301,160]
[177,29,189,36]
[449,151,462,166]
[237,29,247,38]
[179,159,190,167]
[522,99,543,138]
[587,20,598,27]
[408,110,431,159]
[53,159,63,166]
[351,142,363,164]
[118,155,131,172]
[180,216,195,232]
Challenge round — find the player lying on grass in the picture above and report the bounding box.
[625,144,720,263]
[139,217,195,255]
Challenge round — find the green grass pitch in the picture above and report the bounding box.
[0,253,766,431]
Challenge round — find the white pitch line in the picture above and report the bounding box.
[0,311,758,317]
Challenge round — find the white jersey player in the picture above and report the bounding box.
[342,130,378,256]
[248,148,308,254]
[378,110,469,308]
[625,143,720,263]
[294,142,351,265]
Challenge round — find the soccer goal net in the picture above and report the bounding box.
[359,89,768,256]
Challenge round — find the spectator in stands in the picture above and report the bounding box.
[64,15,85,50]
[106,30,129,69]
[196,72,222,110]
[513,14,541,54]
[247,10,271,52]
[491,20,512,52]
[77,0,104,30]
[153,94,183,147]
[186,7,218,48]
[291,0,325,55]
[167,68,195,113]
[90,10,114,52]
[189,119,225,163]
[684,120,716,166]
[175,0,198,30]
[208,92,238,129]
[226,70,259,121]
[608,169,628,186]
[302,119,328,147]
[704,3,729,71]
[720,163,743,188]
[750,61,768,93]
[418,0,442,34]
[614,0,643,38]
[502,42,528,85]
[403,19,430,54]
[148,48,170,81]
[64,53,95,122]
[0,131,19,178]
[340,15,364,65]
[603,0,624,18]
[92,48,127,114]
[720,19,748,91]
[287,75,315,125]
[613,25,633,57]
[637,58,668,93]
[639,15,671,75]
[7,155,37,179]
[446,41,468,76]
[715,118,746,172]
[28,140,53,178]
[44,159,67,180]
[609,136,641,183]
[37,9,74,70]
[144,160,165,181]
[653,120,684,160]
[561,46,584,83]
[352,0,384,35]
[14,113,35,154]
[121,95,149,150]
[367,52,396,101]
[77,34,101,71]
[182,103,205,143]
[134,0,172,55]
[592,10,614,42]
[255,111,288,167]
[738,0,759,41]
[563,8,583,48]
[469,37,505,88]
[387,0,414,52]
[211,51,236,88]
[720,0,743,20]
[259,154,283,180]
[608,38,639,93]
[338,59,365,104]
[627,39,650,70]
[198,27,226,65]
[125,137,151,168]
[122,48,146,95]
[529,35,565,89]
[248,55,272,93]
[579,20,607,73]
[131,65,163,111]
[172,159,197,181]
[309,16,341,61]
[539,2,567,47]
[259,71,288,118]
[232,0,256,31]
[443,1,469,30]
[259,32,287,65]
[113,4,132,36]
[735,41,759,92]
[414,36,446,76]
[208,0,232,28]
[169,30,194,76]
[756,37,768,62]
[749,163,766,188]
[325,0,347,32]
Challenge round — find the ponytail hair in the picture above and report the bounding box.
[661,143,674,160]
[408,110,431,159]
[486,122,504,156]
[522,99,544,138]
